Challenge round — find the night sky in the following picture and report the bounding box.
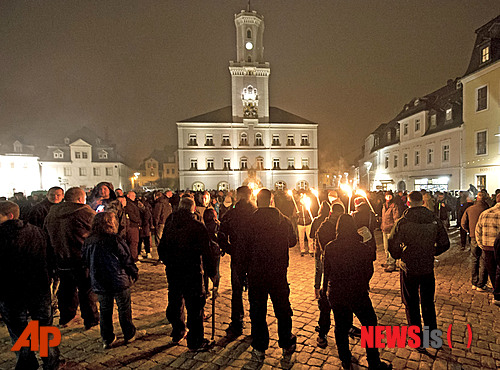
[2,1,500,168]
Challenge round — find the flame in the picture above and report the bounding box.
[301,195,312,210]
[287,189,293,197]
[252,188,261,197]
[340,183,352,197]
[311,188,318,197]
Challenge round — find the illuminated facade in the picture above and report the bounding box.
[360,80,464,192]
[137,147,179,189]
[461,15,500,193]
[177,7,318,191]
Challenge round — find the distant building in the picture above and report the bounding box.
[360,79,463,192]
[177,7,318,191]
[460,15,500,193]
[38,127,130,192]
[136,146,179,190]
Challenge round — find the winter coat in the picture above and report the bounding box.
[88,182,127,237]
[388,206,450,275]
[28,198,54,228]
[245,207,296,282]
[317,203,346,250]
[457,201,473,228]
[310,201,330,254]
[323,214,373,307]
[461,200,489,240]
[139,201,153,237]
[352,202,377,261]
[44,202,95,270]
[381,201,400,234]
[125,199,142,228]
[0,220,52,302]
[83,233,138,294]
[157,209,216,281]
[296,203,312,226]
[153,195,172,227]
[434,200,451,221]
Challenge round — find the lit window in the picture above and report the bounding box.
[205,134,214,146]
[206,158,214,170]
[415,119,421,132]
[374,136,380,147]
[223,158,231,170]
[446,108,452,121]
[387,131,392,141]
[297,180,309,190]
[93,167,100,176]
[301,134,309,146]
[427,148,434,164]
[273,158,280,169]
[442,144,450,162]
[190,159,198,170]
[272,134,281,146]
[287,134,295,146]
[221,134,231,146]
[106,167,113,176]
[240,158,248,170]
[476,130,487,155]
[79,167,87,176]
[275,181,286,191]
[188,134,198,146]
[481,46,490,63]
[255,133,263,146]
[287,158,295,169]
[240,133,248,146]
[302,158,309,170]
[477,86,487,112]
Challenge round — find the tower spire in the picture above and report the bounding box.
[247,0,251,12]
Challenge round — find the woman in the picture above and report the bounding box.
[83,212,139,349]
[381,191,400,272]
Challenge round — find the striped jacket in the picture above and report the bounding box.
[475,203,500,252]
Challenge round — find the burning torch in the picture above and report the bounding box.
[287,189,299,213]
[355,189,376,214]
[340,183,353,213]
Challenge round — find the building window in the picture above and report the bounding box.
[384,155,389,169]
[13,142,22,152]
[79,167,87,176]
[297,180,309,190]
[403,123,408,136]
[172,168,175,175]
[476,175,486,190]
[301,134,309,146]
[206,158,214,170]
[205,134,214,146]
[427,148,434,164]
[393,155,398,168]
[415,118,421,132]
[387,131,392,141]
[442,144,450,162]
[75,151,81,159]
[223,158,231,171]
[476,130,487,155]
[221,134,231,146]
[10,162,14,168]
[190,159,198,170]
[240,132,248,146]
[403,153,408,167]
[273,158,280,170]
[287,134,295,146]
[53,150,63,159]
[152,163,157,168]
[477,86,487,112]
[430,114,437,128]
[481,46,490,63]
[275,181,286,191]
[240,158,248,170]
[256,157,264,170]
[98,151,108,159]
[106,167,113,176]
[255,133,263,146]
[247,29,252,38]
[415,150,420,166]
[445,108,452,121]
[93,167,100,176]
[302,158,309,170]
[374,135,380,147]
[82,152,88,159]
[166,168,170,174]
[188,134,198,146]
[192,181,205,191]
[287,158,295,169]
[64,167,72,176]
[272,134,281,146]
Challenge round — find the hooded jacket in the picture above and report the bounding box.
[153,194,172,226]
[0,219,52,302]
[352,202,377,260]
[44,201,95,270]
[83,233,138,294]
[246,207,296,281]
[317,202,346,250]
[388,206,450,275]
[310,201,330,253]
[88,182,127,236]
[323,215,373,306]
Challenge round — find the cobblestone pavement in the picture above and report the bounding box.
[1,228,499,369]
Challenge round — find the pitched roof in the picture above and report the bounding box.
[463,15,500,77]
[179,106,315,124]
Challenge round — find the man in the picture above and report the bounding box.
[0,201,60,369]
[28,187,64,228]
[388,191,450,351]
[44,187,99,329]
[245,189,297,360]
[218,186,256,338]
[157,197,217,351]
[153,191,172,245]
[457,192,474,250]
[475,192,500,306]
[461,192,489,291]
[125,191,142,261]
[434,192,451,229]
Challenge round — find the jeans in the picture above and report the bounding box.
[471,239,487,288]
[297,224,313,253]
[483,250,500,300]
[0,293,60,370]
[383,232,396,268]
[248,277,294,351]
[400,270,437,334]
[97,288,136,343]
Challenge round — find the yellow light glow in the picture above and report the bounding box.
[287,189,293,197]
[252,188,261,196]
[311,188,318,197]
[355,189,367,198]
[340,183,352,197]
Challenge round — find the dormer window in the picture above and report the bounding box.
[481,46,490,63]
[96,138,101,145]
[98,150,108,159]
[445,108,452,121]
[82,152,88,159]
[53,150,64,159]
[387,131,392,141]
[64,137,70,145]
[430,114,437,128]
[13,141,22,153]
[374,135,380,147]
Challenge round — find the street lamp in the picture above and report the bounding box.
[364,162,372,191]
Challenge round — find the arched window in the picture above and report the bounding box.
[275,181,286,191]
[218,181,230,191]
[255,133,263,146]
[248,56,252,62]
[240,132,248,146]
[192,181,205,191]
[247,29,252,38]
[296,180,309,191]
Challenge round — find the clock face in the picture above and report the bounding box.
[245,42,253,50]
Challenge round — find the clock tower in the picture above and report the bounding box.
[230,5,270,122]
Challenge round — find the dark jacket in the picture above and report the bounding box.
[388,206,450,275]
[352,202,377,260]
[245,207,296,281]
[317,202,345,250]
[28,198,54,228]
[218,200,257,261]
[461,200,489,240]
[153,195,172,227]
[310,201,330,254]
[157,209,216,280]
[0,220,52,302]
[44,202,95,270]
[88,182,127,237]
[457,200,474,229]
[323,215,373,306]
[125,199,142,228]
[139,201,153,237]
[83,233,138,294]
[434,199,451,221]
[296,202,313,226]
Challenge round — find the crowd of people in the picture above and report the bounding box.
[0,183,499,369]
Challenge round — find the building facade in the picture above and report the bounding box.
[177,7,318,191]
[137,147,179,190]
[360,80,464,192]
[461,15,500,194]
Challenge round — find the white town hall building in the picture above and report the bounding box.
[177,7,318,191]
